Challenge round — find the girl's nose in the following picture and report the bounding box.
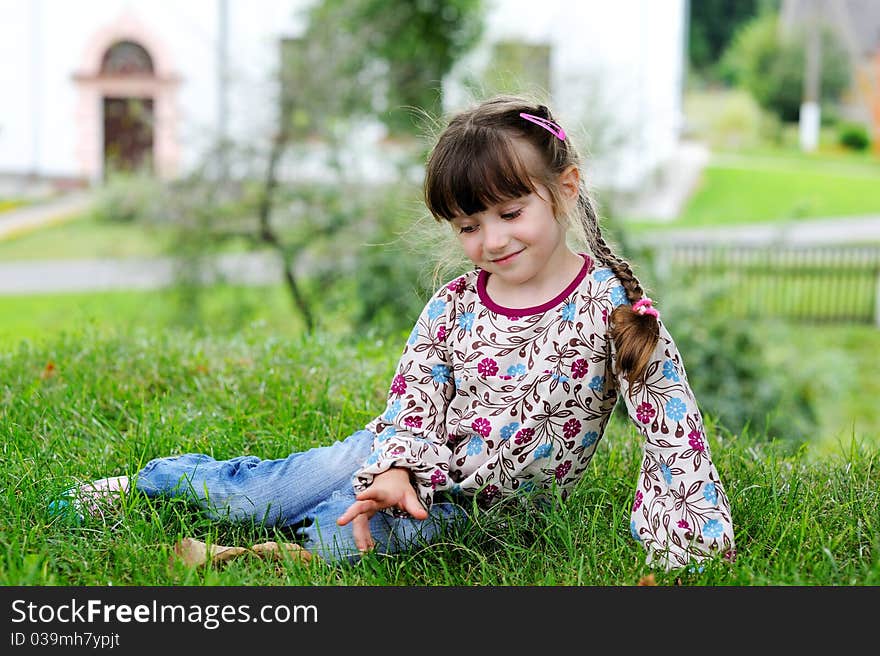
[483,222,509,252]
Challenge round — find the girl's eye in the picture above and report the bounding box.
[458,225,477,234]
[501,209,523,220]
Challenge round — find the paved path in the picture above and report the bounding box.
[636,214,880,247]
[0,191,94,240]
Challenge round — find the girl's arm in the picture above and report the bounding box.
[609,313,737,571]
[352,284,457,511]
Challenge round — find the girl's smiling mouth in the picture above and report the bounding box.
[491,249,523,265]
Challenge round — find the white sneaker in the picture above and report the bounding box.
[48,475,130,523]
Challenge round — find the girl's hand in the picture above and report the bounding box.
[336,467,428,553]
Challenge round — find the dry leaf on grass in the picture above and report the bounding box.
[170,537,311,568]
[637,573,657,586]
[172,537,248,567]
[250,541,311,562]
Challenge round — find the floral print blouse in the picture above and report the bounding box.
[354,253,736,570]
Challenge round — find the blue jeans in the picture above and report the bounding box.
[134,429,468,563]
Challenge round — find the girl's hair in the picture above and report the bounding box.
[423,94,659,386]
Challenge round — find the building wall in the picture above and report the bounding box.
[0,0,685,193]
[445,0,686,193]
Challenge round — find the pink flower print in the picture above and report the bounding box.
[571,359,589,379]
[390,446,406,457]
[602,308,608,324]
[430,469,447,489]
[447,277,467,294]
[563,418,582,439]
[677,519,690,529]
[479,484,500,504]
[513,427,535,444]
[404,415,422,429]
[477,358,498,377]
[632,490,643,512]
[436,325,447,342]
[472,417,491,437]
[688,429,705,452]
[390,374,407,396]
[636,402,655,424]
[555,460,572,482]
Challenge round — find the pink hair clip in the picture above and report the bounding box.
[632,297,659,319]
[519,112,566,140]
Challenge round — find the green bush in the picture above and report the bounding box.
[720,12,851,123]
[90,171,167,224]
[838,122,871,151]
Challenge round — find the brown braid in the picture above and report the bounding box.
[577,191,659,386]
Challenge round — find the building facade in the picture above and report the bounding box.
[0,0,687,197]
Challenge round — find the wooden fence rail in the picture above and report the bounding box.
[652,244,880,325]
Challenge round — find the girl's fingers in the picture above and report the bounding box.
[336,498,377,526]
[351,514,375,553]
[403,488,428,519]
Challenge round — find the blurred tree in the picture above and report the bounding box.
[156,0,486,335]
[720,11,850,122]
[688,0,779,78]
[292,0,485,136]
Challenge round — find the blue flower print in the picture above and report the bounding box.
[378,426,396,442]
[467,435,484,456]
[630,520,641,542]
[561,302,576,322]
[454,377,462,389]
[594,268,614,282]
[407,326,419,345]
[662,359,680,381]
[516,480,536,494]
[660,463,673,485]
[665,397,687,422]
[702,519,724,539]
[703,482,718,505]
[458,312,475,332]
[500,422,520,441]
[551,373,570,383]
[534,444,552,459]
[431,364,451,384]
[366,449,381,465]
[507,363,527,377]
[383,400,401,421]
[450,484,463,495]
[427,299,446,320]
[588,375,605,391]
[610,286,628,307]
[581,431,598,448]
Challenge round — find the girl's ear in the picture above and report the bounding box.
[559,165,580,202]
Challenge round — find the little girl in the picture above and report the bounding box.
[55,95,736,572]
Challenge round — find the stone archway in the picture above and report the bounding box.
[72,12,181,183]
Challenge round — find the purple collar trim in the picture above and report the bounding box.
[477,253,593,318]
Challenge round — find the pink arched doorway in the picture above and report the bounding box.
[73,13,181,183]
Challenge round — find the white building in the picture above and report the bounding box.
[0,0,687,204]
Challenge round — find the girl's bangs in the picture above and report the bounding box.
[427,130,537,220]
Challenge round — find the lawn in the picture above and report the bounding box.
[1,325,877,586]
[0,212,174,261]
[674,155,880,226]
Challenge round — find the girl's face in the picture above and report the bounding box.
[449,141,579,295]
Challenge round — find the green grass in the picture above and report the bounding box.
[0,213,175,261]
[1,326,877,585]
[675,158,880,227]
[0,285,306,349]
